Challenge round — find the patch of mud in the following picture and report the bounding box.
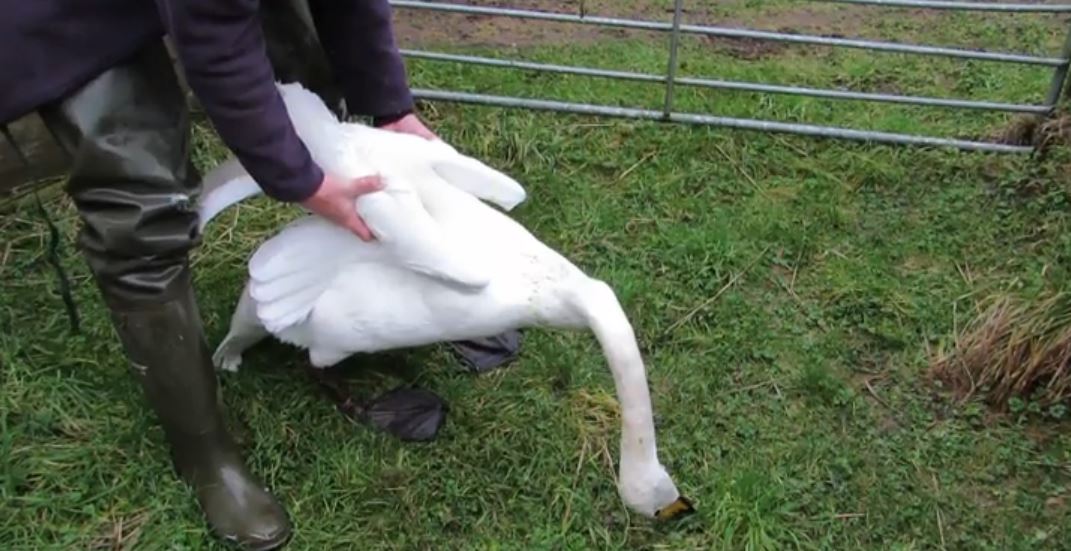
[392,0,941,60]
[703,36,790,61]
[392,1,651,49]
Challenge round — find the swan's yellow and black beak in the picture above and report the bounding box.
[654,496,695,521]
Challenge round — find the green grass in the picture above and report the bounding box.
[5,7,1071,551]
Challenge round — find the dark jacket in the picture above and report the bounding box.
[0,0,415,202]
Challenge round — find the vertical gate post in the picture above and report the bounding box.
[662,0,686,119]
[1043,23,1071,109]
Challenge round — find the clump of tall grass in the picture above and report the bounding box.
[931,291,1071,410]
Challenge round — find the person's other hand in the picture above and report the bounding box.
[380,113,438,141]
[300,172,384,241]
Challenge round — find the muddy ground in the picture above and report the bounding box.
[390,0,940,55]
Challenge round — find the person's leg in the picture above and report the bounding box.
[38,41,290,550]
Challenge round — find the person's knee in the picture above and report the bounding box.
[34,40,202,304]
[74,183,201,302]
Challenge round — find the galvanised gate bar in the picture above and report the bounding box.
[3,0,1071,186]
[389,0,1071,154]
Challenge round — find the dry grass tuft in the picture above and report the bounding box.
[930,291,1071,410]
[992,111,1071,152]
[991,114,1040,147]
[569,387,620,439]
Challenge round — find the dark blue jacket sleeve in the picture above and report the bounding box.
[154,0,323,203]
[307,0,415,120]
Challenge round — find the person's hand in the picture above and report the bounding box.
[300,172,384,241]
[380,113,438,141]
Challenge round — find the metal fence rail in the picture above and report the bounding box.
[820,0,1071,12]
[389,0,1071,153]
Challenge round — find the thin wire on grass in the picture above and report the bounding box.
[615,150,657,181]
[2,123,81,334]
[32,192,80,334]
[712,141,766,198]
[0,241,12,274]
[658,245,771,342]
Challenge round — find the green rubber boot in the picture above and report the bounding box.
[37,39,291,549]
[110,270,291,550]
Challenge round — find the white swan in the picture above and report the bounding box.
[198,83,693,521]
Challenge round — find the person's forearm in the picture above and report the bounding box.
[155,0,323,202]
[307,0,415,120]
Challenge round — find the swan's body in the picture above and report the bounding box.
[200,83,690,520]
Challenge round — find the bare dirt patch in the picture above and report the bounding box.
[392,0,941,59]
[703,36,791,61]
[391,1,650,49]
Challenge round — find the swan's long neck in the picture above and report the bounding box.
[573,280,659,468]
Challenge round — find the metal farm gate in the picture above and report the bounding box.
[389,0,1071,154]
[4,0,1071,195]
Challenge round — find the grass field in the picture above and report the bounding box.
[4,2,1071,550]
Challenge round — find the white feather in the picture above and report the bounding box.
[196,157,261,234]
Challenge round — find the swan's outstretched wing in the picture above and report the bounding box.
[227,81,506,334]
[429,155,526,211]
[247,217,373,334]
[352,127,527,211]
[423,141,527,211]
[246,191,490,335]
[356,189,491,288]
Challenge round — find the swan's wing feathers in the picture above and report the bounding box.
[247,218,371,334]
[249,265,328,303]
[366,132,527,211]
[430,154,527,211]
[245,195,490,336]
[253,284,328,334]
[357,192,491,289]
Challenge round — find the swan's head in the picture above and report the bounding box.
[618,461,694,521]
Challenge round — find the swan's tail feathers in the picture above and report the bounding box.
[431,155,527,211]
[212,284,270,372]
[196,157,264,233]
